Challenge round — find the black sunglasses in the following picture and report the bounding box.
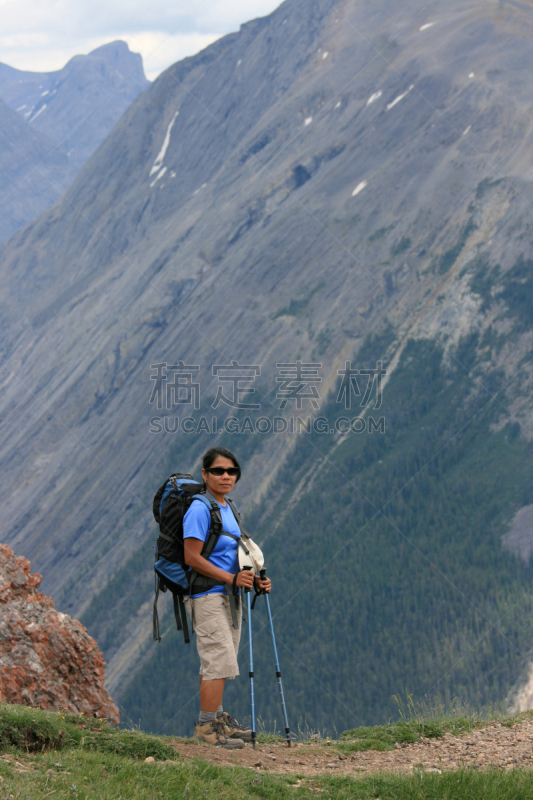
[206,467,239,477]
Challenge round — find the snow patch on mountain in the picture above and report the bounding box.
[30,104,47,122]
[387,85,414,110]
[149,111,179,177]
[150,166,167,188]
[352,179,367,197]
[366,90,382,106]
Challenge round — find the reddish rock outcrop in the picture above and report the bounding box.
[0,544,119,724]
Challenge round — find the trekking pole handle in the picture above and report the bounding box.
[242,565,253,593]
[260,568,266,580]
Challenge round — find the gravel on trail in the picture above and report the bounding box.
[169,719,533,776]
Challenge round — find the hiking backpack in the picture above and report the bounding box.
[152,473,248,643]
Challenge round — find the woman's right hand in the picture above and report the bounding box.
[234,570,255,589]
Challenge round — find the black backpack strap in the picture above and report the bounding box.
[222,530,255,566]
[187,582,196,635]
[180,595,190,642]
[153,571,162,642]
[201,497,224,559]
[181,492,221,597]
[153,479,170,525]
[188,493,225,590]
[221,500,254,560]
[172,591,183,633]
[172,592,190,643]
[226,498,251,541]
[153,570,191,645]
[220,529,239,540]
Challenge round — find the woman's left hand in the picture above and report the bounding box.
[254,575,271,593]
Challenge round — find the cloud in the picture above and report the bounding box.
[0,0,283,79]
[125,32,222,81]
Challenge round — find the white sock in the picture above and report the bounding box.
[216,705,224,718]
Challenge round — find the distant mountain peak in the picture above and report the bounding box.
[0,39,149,240]
[89,40,135,58]
[80,40,146,78]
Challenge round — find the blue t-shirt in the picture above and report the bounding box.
[183,498,241,597]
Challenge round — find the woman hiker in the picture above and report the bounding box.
[184,446,271,749]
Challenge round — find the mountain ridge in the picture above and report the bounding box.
[1,0,533,732]
[0,41,149,241]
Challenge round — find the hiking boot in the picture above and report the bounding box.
[218,711,253,743]
[193,719,244,749]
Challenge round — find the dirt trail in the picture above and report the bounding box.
[170,719,533,776]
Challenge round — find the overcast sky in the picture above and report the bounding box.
[0,0,283,80]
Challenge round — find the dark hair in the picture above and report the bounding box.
[202,447,241,482]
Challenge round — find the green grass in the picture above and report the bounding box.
[338,720,444,753]
[0,748,304,800]
[343,696,532,754]
[336,715,485,755]
[5,747,533,800]
[3,703,533,799]
[0,703,176,760]
[336,695,533,754]
[310,772,533,799]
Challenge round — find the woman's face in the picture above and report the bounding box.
[201,455,238,497]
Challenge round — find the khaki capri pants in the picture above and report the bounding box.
[185,592,242,680]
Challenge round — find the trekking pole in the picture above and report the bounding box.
[260,568,292,747]
[243,566,257,750]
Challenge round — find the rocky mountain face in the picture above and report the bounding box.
[0,41,149,240]
[1,0,533,733]
[0,544,118,724]
[0,99,75,242]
